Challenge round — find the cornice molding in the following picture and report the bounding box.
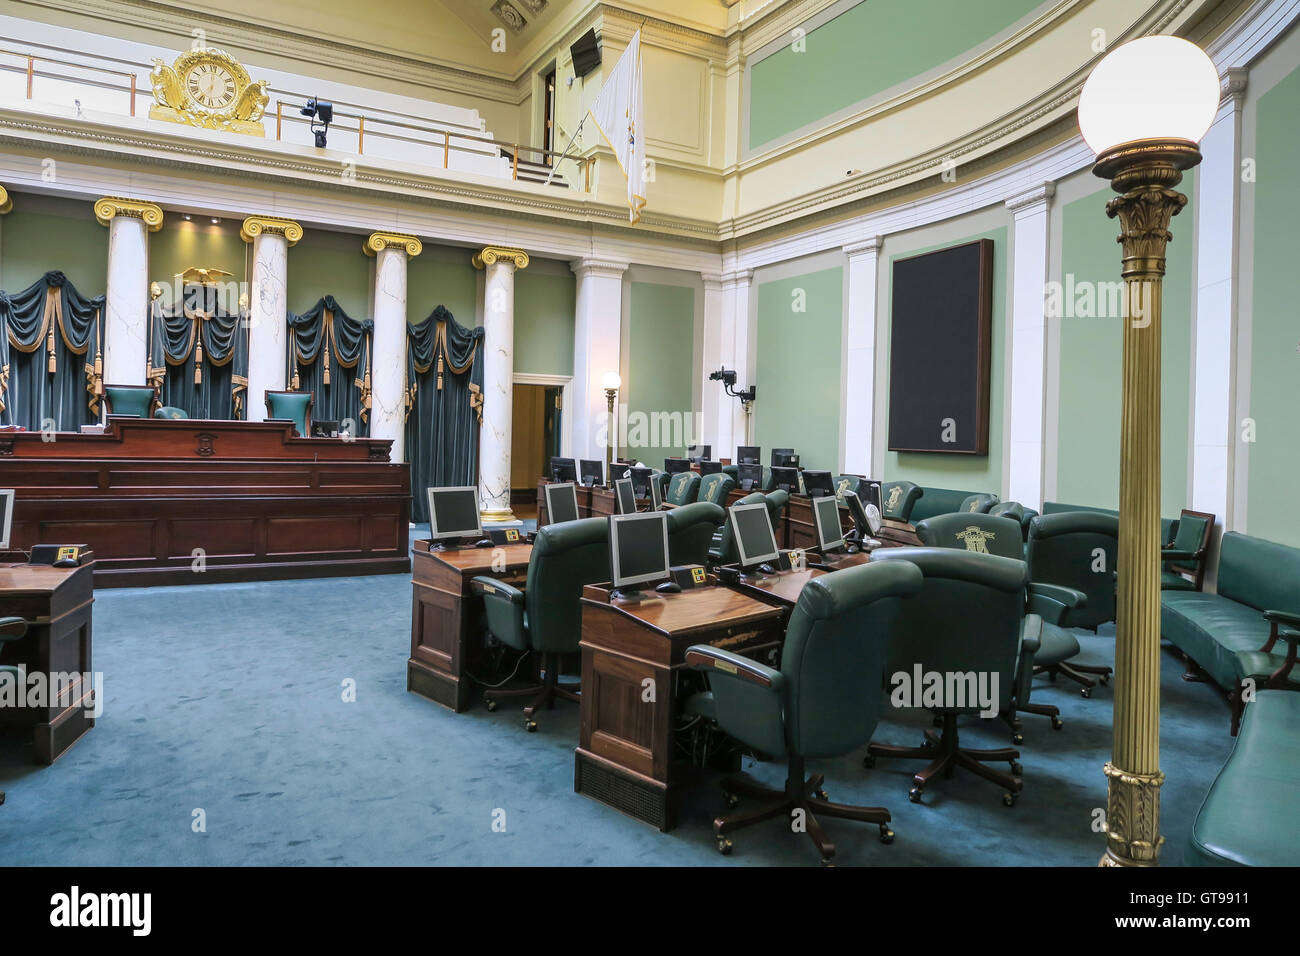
[365,232,423,257]
[240,215,303,245]
[842,236,882,257]
[93,195,163,230]
[1005,182,1056,215]
[0,184,11,215]
[473,246,529,269]
[571,257,629,279]
[1220,66,1249,106]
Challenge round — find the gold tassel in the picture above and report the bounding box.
[436,354,444,390]
[194,340,203,385]
[323,344,330,385]
[291,368,300,391]
[47,326,56,374]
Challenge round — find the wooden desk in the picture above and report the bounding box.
[810,550,874,570]
[575,583,786,831]
[536,479,640,526]
[784,495,856,551]
[0,553,95,763]
[877,518,923,548]
[408,539,532,712]
[724,566,828,607]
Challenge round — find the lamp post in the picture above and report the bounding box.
[602,371,622,486]
[1077,35,1220,868]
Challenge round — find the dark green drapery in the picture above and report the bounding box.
[405,305,484,523]
[286,296,372,435]
[148,284,249,419]
[0,270,104,431]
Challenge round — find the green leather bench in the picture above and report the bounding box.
[1162,531,1300,734]
[1042,501,1179,546]
[1188,690,1300,866]
[909,487,990,523]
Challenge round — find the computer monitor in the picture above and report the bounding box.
[427,486,482,545]
[664,457,692,475]
[544,481,580,525]
[311,419,339,438]
[0,489,13,551]
[737,445,761,465]
[608,512,671,597]
[649,474,663,511]
[811,495,845,554]
[699,460,722,476]
[802,469,834,498]
[550,457,577,483]
[770,466,800,494]
[614,477,638,515]
[859,479,883,513]
[770,448,795,468]
[686,444,711,462]
[737,463,763,492]
[777,452,800,469]
[609,462,632,484]
[579,459,604,487]
[728,501,780,573]
[630,466,654,498]
[844,490,883,537]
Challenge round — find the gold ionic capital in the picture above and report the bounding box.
[472,246,529,270]
[365,232,423,257]
[0,185,11,215]
[94,196,164,232]
[1100,762,1165,867]
[240,216,303,246]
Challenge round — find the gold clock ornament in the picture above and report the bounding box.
[149,48,269,136]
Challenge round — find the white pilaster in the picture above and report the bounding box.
[241,216,301,421]
[724,269,755,449]
[95,197,162,387]
[1005,183,1055,509]
[366,233,422,460]
[843,238,882,475]
[475,246,528,522]
[699,272,731,458]
[571,258,628,462]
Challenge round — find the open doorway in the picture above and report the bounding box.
[511,383,562,512]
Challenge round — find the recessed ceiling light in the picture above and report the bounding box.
[183,214,192,221]
[210,217,220,225]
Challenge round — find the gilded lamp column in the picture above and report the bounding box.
[96,197,164,388]
[366,232,422,460]
[241,216,302,421]
[473,246,528,523]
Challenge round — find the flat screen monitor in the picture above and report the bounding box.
[844,490,883,536]
[802,469,834,498]
[771,466,800,494]
[630,466,654,498]
[770,448,795,468]
[0,489,13,550]
[609,462,632,484]
[699,460,722,476]
[686,444,711,462]
[664,457,692,475]
[608,512,671,592]
[427,486,482,543]
[311,419,339,438]
[544,481,580,525]
[811,495,845,553]
[737,463,763,491]
[859,480,883,513]
[728,501,780,571]
[550,457,577,483]
[737,445,761,465]
[579,459,604,487]
[649,474,663,511]
[614,477,638,515]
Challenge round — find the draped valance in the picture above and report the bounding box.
[405,304,484,423]
[287,296,373,432]
[148,283,250,419]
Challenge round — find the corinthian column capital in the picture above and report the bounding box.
[240,216,303,245]
[94,196,164,232]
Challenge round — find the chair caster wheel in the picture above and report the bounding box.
[813,789,828,802]
[1051,716,1064,731]
[724,793,740,810]
[1002,792,1018,807]
[908,787,923,804]
[1080,687,1092,699]
[878,825,895,844]
[1009,760,1023,776]
[716,838,733,855]
[484,698,497,712]
[525,719,538,732]
[820,858,836,867]
[862,755,876,769]
[1012,732,1024,745]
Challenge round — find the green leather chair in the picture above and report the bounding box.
[684,559,925,865]
[1162,509,1214,591]
[834,475,863,499]
[1025,511,1118,696]
[959,493,999,514]
[881,481,923,522]
[153,405,189,419]
[698,472,736,507]
[763,488,790,531]
[0,616,27,806]
[710,491,765,564]
[265,389,313,437]
[667,501,724,567]
[470,516,610,730]
[989,501,1034,542]
[865,548,1029,806]
[664,471,701,507]
[103,383,156,418]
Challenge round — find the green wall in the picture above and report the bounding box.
[149,218,246,288]
[0,193,107,295]
[753,266,843,471]
[748,0,1041,151]
[626,281,695,468]
[1248,64,1300,545]
[514,269,575,376]
[286,228,371,318]
[407,245,477,327]
[883,228,1007,494]
[1055,181,1194,516]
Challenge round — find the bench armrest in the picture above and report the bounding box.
[1161,549,1200,562]
[685,645,784,691]
[1263,609,1300,628]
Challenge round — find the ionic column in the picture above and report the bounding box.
[95,197,163,387]
[843,239,882,476]
[474,246,529,523]
[366,232,422,459]
[241,216,302,421]
[571,258,628,462]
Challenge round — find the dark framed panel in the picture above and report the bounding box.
[887,238,994,455]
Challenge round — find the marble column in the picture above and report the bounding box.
[842,239,882,476]
[1004,183,1055,509]
[724,269,755,449]
[241,216,302,421]
[366,233,422,460]
[571,258,628,462]
[95,197,163,389]
[474,246,529,523]
[699,273,729,457]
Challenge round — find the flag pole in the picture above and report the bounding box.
[544,112,589,187]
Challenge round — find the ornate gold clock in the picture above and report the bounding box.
[149,48,269,137]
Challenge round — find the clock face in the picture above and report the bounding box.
[184,62,237,111]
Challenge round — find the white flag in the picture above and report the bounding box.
[588,30,646,225]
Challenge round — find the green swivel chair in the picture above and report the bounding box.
[881,481,923,521]
[764,488,790,530]
[989,501,1034,545]
[470,517,610,731]
[153,406,189,419]
[959,493,999,514]
[667,501,725,567]
[1025,511,1118,696]
[103,383,156,418]
[865,548,1030,806]
[664,471,701,507]
[685,560,925,865]
[0,616,27,806]
[264,389,314,437]
[710,491,766,564]
[834,475,863,499]
[1162,509,1215,591]
[698,472,736,507]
